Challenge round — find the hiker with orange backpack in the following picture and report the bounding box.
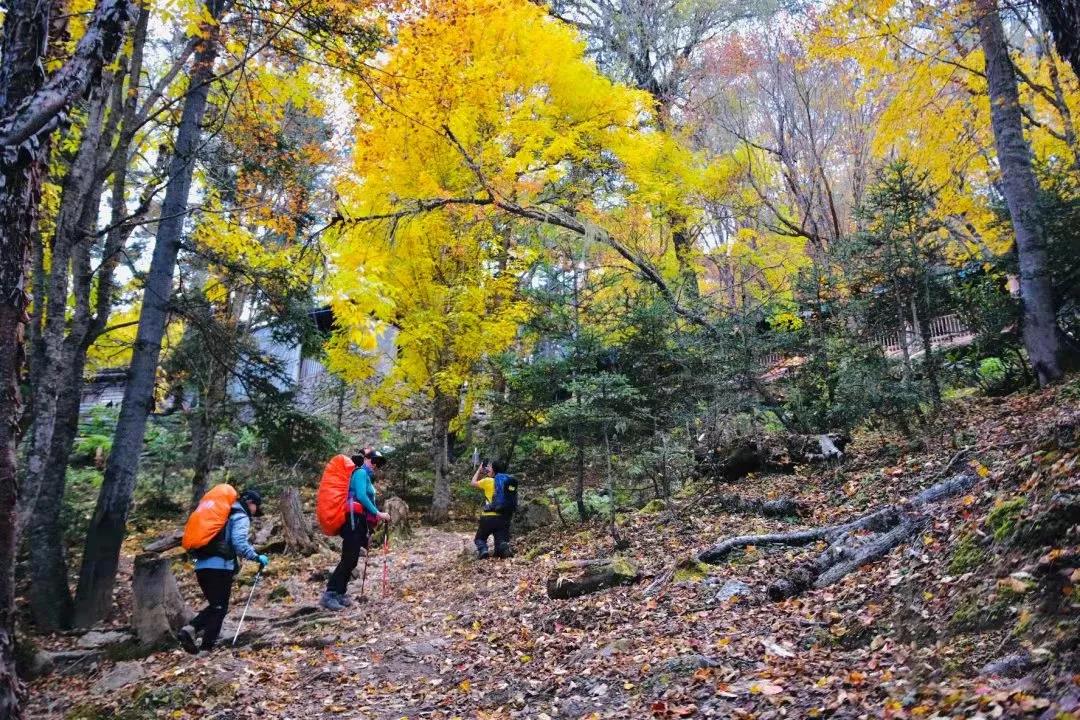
[178,486,268,654]
[318,449,390,610]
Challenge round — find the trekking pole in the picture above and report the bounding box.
[381,532,389,597]
[359,547,370,599]
[231,567,263,647]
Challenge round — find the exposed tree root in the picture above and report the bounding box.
[698,472,977,599]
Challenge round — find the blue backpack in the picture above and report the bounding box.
[484,473,518,515]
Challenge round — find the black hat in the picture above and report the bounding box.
[239,489,264,516]
[366,449,387,467]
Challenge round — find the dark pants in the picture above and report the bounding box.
[191,569,234,650]
[474,514,512,558]
[327,518,369,594]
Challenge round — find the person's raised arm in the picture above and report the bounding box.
[470,465,484,487]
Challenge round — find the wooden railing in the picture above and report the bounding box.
[877,313,973,359]
[759,314,974,371]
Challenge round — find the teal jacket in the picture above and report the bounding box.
[348,466,379,526]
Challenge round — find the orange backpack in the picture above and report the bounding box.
[316,455,355,535]
[182,484,239,551]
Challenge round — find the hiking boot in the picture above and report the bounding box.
[333,592,353,607]
[177,625,199,655]
[319,591,345,611]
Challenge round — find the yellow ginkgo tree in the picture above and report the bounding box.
[324,0,736,516]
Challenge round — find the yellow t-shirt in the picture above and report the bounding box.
[477,477,499,516]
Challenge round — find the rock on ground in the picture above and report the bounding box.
[77,630,132,649]
[713,579,752,602]
[96,661,146,691]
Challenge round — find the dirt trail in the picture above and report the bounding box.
[226,527,488,719]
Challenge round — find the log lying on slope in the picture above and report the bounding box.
[547,557,639,599]
[143,528,183,553]
[696,433,848,482]
[698,472,977,599]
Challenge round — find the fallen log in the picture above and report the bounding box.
[143,528,183,554]
[699,472,976,599]
[547,557,639,599]
[695,432,848,482]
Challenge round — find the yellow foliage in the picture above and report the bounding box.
[810,0,1080,258]
[328,0,724,413]
[85,302,184,375]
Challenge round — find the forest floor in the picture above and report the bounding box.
[25,381,1080,719]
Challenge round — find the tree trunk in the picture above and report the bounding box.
[26,359,87,631]
[575,442,587,521]
[671,225,700,301]
[0,0,67,713]
[185,304,235,509]
[73,0,226,627]
[914,289,942,413]
[1036,0,1080,80]
[26,9,146,629]
[18,75,115,535]
[896,293,913,383]
[278,487,317,555]
[187,360,229,509]
[131,553,192,646]
[976,0,1064,385]
[427,390,456,523]
[0,0,137,706]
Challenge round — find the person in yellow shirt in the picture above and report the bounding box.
[471,459,515,558]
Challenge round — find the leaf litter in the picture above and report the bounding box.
[28,383,1080,719]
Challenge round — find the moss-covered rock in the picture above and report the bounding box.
[947,533,986,575]
[1012,493,1080,548]
[523,544,549,561]
[950,591,1011,631]
[638,499,667,515]
[986,496,1026,542]
[512,499,555,532]
[673,558,712,583]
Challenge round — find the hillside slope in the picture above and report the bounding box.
[29,384,1079,719]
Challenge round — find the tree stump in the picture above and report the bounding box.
[132,553,192,646]
[384,496,411,537]
[279,486,317,555]
[546,557,639,599]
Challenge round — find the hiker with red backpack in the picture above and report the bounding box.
[178,486,268,654]
[317,449,390,610]
[471,459,517,559]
